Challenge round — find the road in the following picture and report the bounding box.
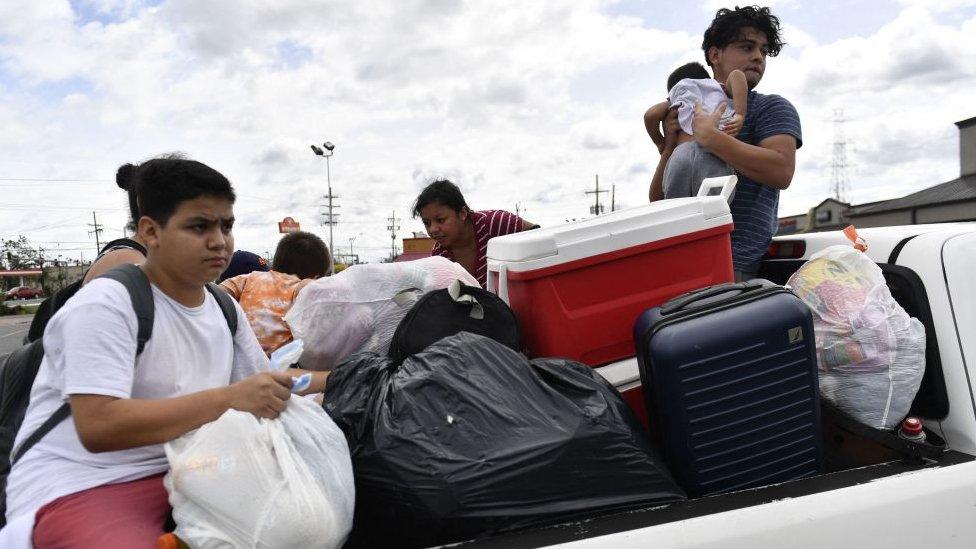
[3,297,43,308]
[0,314,32,363]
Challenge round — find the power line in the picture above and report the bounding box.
[0,203,124,212]
[0,178,110,182]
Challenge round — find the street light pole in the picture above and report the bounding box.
[311,141,338,271]
[325,151,333,255]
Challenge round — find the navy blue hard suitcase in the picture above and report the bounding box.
[633,280,824,498]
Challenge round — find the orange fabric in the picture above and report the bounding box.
[843,225,868,252]
[157,533,189,549]
[220,271,311,355]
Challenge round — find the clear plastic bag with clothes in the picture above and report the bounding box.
[787,245,926,429]
[284,256,479,370]
[164,397,356,549]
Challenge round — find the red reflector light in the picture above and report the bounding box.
[765,240,806,259]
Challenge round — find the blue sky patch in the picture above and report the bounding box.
[276,40,314,70]
[35,75,96,104]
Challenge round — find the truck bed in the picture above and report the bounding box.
[459,450,975,548]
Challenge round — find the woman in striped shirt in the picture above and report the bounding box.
[414,180,536,287]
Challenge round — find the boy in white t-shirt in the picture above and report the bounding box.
[644,62,747,198]
[3,157,328,547]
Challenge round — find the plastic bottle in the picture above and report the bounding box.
[898,417,927,443]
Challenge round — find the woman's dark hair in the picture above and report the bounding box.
[667,62,711,91]
[116,163,140,232]
[272,231,330,279]
[701,5,784,66]
[121,155,236,227]
[412,179,469,217]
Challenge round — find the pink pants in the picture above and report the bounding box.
[32,473,171,548]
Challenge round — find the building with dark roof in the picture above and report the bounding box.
[779,115,976,233]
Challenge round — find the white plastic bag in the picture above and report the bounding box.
[787,245,926,429]
[164,397,355,549]
[284,255,479,370]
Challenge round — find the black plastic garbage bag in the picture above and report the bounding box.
[324,332,686,548]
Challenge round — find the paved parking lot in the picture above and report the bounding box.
[0,314,32,362]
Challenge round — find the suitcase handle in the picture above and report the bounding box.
[660,281,765,315]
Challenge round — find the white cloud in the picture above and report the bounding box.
[701,0,798,13]
[0,0,974,261]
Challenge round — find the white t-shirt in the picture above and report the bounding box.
[669,77,737,136]
[5,278,269,522]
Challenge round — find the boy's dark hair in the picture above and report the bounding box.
[667,62,711,92]
[272,231,330,279]
[701,5,784,67]
[412,179,469,217]
[128,155,236,227]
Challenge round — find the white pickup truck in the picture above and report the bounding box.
[460,222,976,549]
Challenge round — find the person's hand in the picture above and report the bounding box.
[662,106,681,152]
[227,371,293,419]
[692,101,726,149]
[722,113,744,137]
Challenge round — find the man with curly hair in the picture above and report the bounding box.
[650,5,801,281]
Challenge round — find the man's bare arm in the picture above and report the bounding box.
[71,371,293,453]
[693,104,796,189]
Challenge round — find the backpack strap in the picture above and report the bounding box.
[11,402,71,465]
[97,264,154,354]
[206,283,238,336]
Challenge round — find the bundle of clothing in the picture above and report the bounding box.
[284,256,478,370]
[788,245,925,429]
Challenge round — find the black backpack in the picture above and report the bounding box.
[26,238,148,343]
[388,280,520,362]
[0,264,238,526]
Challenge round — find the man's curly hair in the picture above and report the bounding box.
[701,5,784,67]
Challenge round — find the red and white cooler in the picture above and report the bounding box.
[487,190,735,427]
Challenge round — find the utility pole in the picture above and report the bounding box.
[88,211,103,255]
[386,210,401,261]
[515,202,522,218]
[320,189,340,254]
[585,174,608,216]
[830,108,851,203]
[611,184,616,212]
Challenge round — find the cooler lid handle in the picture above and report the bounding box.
[697,174,738,203]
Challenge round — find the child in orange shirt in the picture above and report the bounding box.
[220,232,331,356]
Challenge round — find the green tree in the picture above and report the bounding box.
[1,235,42,270]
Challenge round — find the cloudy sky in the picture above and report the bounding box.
[1,0,974,263]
